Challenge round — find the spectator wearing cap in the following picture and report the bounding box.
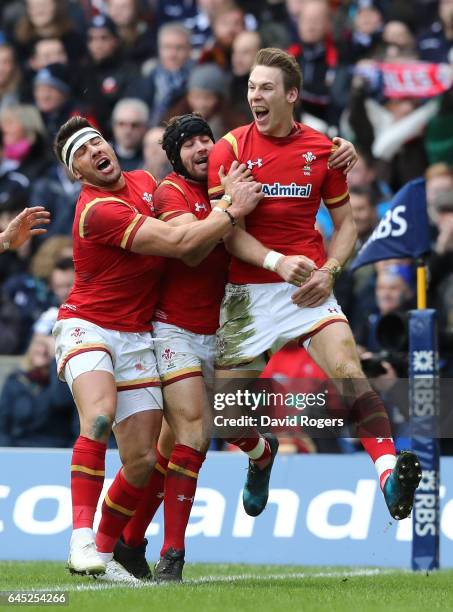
[80,14,140,137]
[33,63,97,141]
[111,97,148,171]
[106,0,157,66]
[137,23,194,126]
[417,0,453,63]
[164,63,241,140]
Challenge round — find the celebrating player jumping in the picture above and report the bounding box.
[207,48,421,521]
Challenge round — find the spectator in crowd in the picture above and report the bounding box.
[0,331,75,447]
[23,36,70,96]
[142,126,172,180]
[347,148,391,200]
[230,30,262,122]
[106,0,157,65]
[0,288,22,354]
[2,235,72,352]
[33,256,74,337]
[30,165,79,243]
[111,97,148,171]
[0,193,32,285]
[138,23,193,126]
[0,43,22,110]
[425,162,453,229]
[199,2,246,69]
[6,0,86,64]
[155,0,213,49]
[339,0,384,64]
[356,261,415,353]
[81,14,140,136]
[0,103,52,180]
[417,0,453,62]
[29,235,72,282]
[165,63,240,140]
[346,54,436,190]
[289,0,348,126]
[382,20,416,58]
[33,63,97,142]
[349,185,378,247]
[28,36,69,72]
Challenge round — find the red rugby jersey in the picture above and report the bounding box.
[153,172,229,335]
[58,170,164,332]
[207,122,349,284]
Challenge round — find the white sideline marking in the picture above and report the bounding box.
[29,568,404,592]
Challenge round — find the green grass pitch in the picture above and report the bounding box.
[1,562,452,612]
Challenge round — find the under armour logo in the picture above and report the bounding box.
[247,158,263,169]
[328,307,338,313]
[177,494,194,502]
[195,202,208,212]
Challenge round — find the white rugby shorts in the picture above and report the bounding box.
[53,318,162,424]
[152,321,216,386]
[215,282,348,371]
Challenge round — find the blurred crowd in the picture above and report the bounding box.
[0,0,452,449]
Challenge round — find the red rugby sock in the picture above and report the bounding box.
[228,433,271,468]
[96,469,144,553]
[161,444,205,555]
[71,436,106,529]
[353,391,396,489]
[122,449,169,547]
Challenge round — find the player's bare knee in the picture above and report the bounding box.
[123,448,156,486]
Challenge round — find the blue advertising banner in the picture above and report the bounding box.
[1,450,453,567]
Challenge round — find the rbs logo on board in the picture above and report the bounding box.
[368,205,408,241]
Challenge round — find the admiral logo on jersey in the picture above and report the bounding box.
[262,182,312,198]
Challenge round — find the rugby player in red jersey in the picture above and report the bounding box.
[208,48,421,522]
[52,116,264,581]
[112,113,357,582]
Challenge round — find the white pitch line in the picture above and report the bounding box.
[26,568,404,593]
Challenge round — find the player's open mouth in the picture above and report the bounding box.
[95,157,113,173]
[195,156,208,166]
[253,107,269,123]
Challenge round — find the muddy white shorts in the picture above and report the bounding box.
[215,282,348,371]
[152,321,216,386]
[53,318,162,424]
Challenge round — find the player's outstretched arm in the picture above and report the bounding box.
[0,206,50,253]
[131,181,263,258]
[291,202,357,307]
[225,227,316,286]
